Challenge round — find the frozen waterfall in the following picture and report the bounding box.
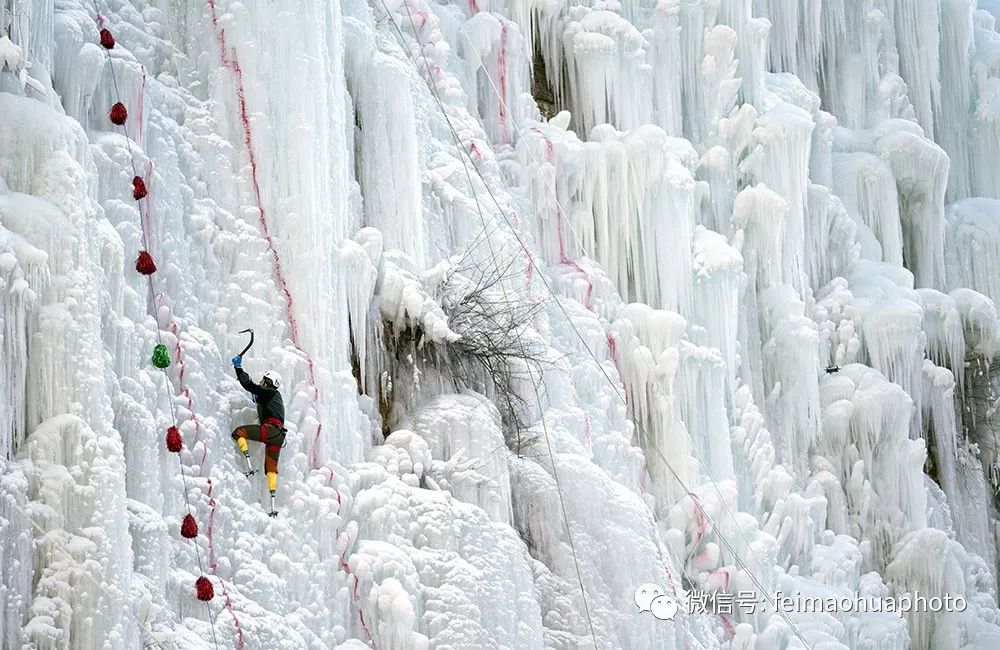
[3,0,1000,648]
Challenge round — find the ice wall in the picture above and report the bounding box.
[4,0,1000,648]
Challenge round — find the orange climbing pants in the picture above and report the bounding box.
[231,419,285,474]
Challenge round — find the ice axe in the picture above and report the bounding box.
[237,328,255,357]
[236,328,257,477]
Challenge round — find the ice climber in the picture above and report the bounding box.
[230,354,285,517]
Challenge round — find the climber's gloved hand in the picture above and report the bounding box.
[232,355,242,368]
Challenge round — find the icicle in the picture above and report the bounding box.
[875,120,949,289]
[831,152,904,267]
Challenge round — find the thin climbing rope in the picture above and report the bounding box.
[451,14,797,610]
[89,4,223,647]
[455,4,812,637]
[381,2,601,646]
[381,4,814,647]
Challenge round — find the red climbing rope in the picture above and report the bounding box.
[205,7,375,645]
[206,479,246,650]
[204,0,324,467]
[324,468,376,647]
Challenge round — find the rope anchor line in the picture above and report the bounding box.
[87,3,236,647]
[380,3,814,648]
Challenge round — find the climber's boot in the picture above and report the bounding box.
[267,471,278,517]
[237,436,256,477]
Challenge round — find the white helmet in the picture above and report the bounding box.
[262,370,282,389]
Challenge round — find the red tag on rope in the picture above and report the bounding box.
[195,576,214,601]
[132,176,148,200]
[109,102,127,125]
[181,514,199,539]
[166,426,183,453]
[135,250,156,275]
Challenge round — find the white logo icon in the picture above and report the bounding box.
[634,584,664,613]
[635,584,679,620]
[649,594,678,620]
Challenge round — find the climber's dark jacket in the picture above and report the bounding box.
[235,367,285,425]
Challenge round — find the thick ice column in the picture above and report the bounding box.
[888,0,942,139]
[610,310,693,506]
[696,146,735,235]
[816,365,926,572]
[732,183,787,292]
[675,342,734,480]
[754,0,824,92]
[875,120,949,289]
[0,465,32,648]
[718,0,769,108]
[945,198,1000,302]
[404,394,513,524]
[460,12,534,146]
[831,152,904,267]
[916,289,967,394]
[740,102,814,298]
[563,9,653,135]
[886,529,990,649]
[627,127,696,313]
[22,415,138,648]
[691,226,743,394]
[804,184,859,292]
[0,230,36,459]
[921,362,960,508]
[677,0,718,144]
[701,25,742,141]
[517,119,696,314]
[848,261,928,438]
[0,96,115,439]
[970,11,1000,198]
[648,2,684,136]
[4,0,54,72]
[812,1,888,130]
[757,285,822,477]
[917,359,995,577]
[949,287,1000,357]
[937,0,974,202]
[198,0,354,376]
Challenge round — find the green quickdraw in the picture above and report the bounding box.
[151,344,171,368]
